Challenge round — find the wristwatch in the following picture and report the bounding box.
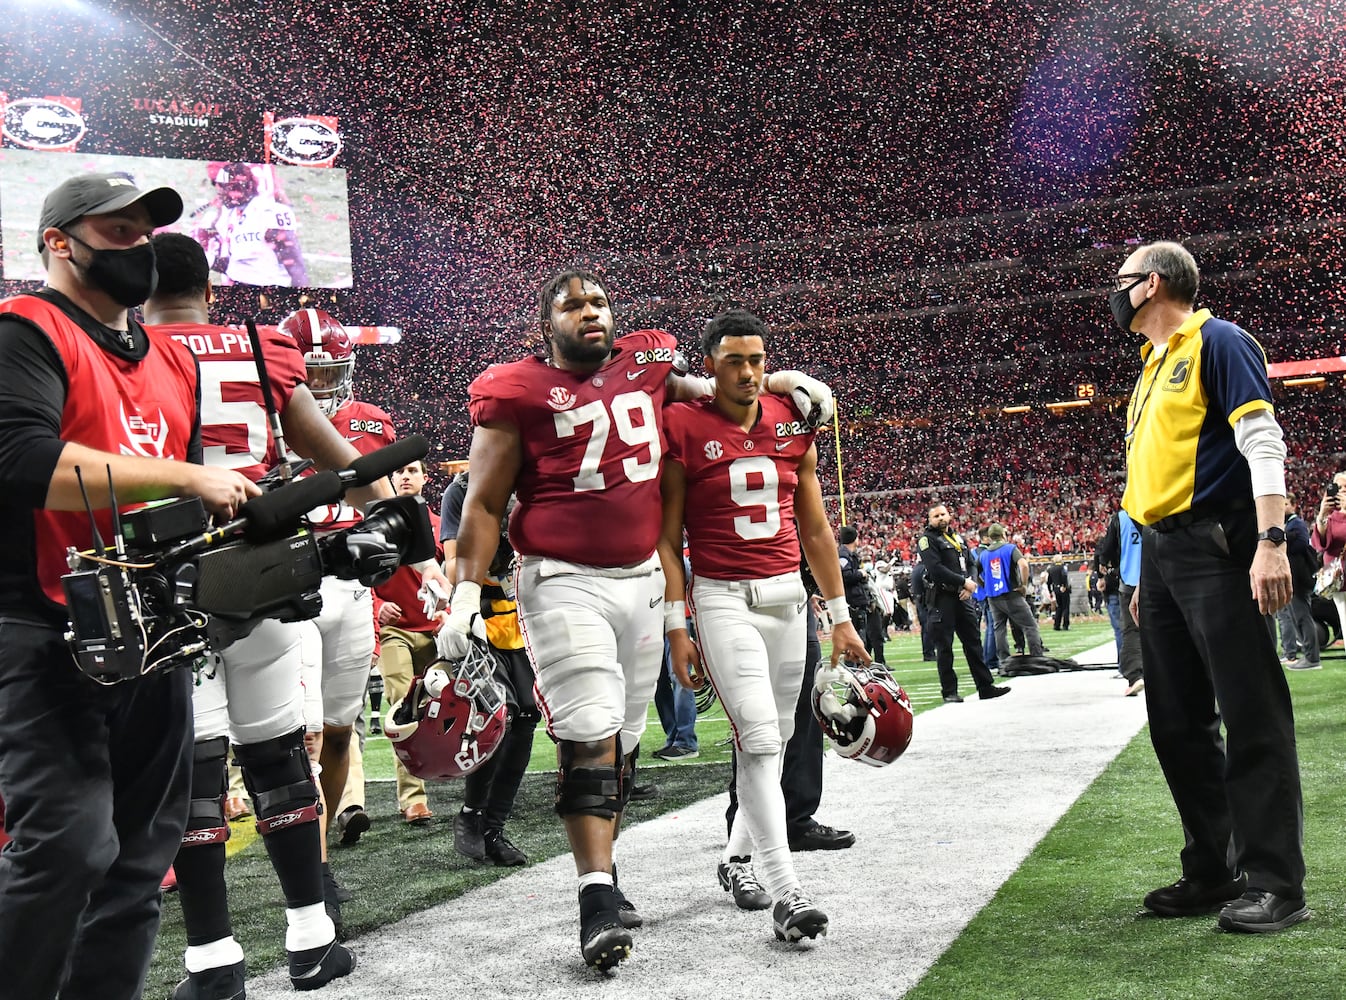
[1257,527,1286,546]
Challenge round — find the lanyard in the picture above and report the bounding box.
[1125,347,1172,446]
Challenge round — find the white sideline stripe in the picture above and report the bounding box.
[248,664,1146,1000]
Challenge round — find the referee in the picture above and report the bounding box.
[1115,241,1307,933]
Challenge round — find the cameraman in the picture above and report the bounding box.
[0,174,258,1000]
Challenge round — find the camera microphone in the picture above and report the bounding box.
[238,470,344,540]
[342,435,429,487]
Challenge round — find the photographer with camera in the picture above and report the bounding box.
[0,175,261,1000]
[1310,471,1346,641]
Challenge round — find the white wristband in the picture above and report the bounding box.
[825,596,849,624]
[663,600,687,634]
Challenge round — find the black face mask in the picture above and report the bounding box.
[1109,280,1148,334]
[63,232,159,308]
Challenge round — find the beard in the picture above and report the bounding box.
[550,331,612,365]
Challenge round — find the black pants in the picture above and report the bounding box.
[1140,511,1305,898]
[726,604,822,839]
[864,607,887,664]
[1053,590,1071,629]
[0,620,193,1000]
[464,646,539,832]
[1118,583,1143,683]
[914,601,935,659]
[929,594,997,697]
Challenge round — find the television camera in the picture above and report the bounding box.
[62,435,436,685]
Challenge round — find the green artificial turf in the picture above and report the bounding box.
[906,638,1346,1000]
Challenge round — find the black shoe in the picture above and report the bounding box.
[1218,889,1310,933]
[979,685,1011,700]
[772,888,829,942]
[454,808,487,862]
[288,940,355,991]
[789,821,856,852]
[336,805,370,846]
[1143,873,1247,917]
[717,857,772,910]
[484,829,528,867]
[579,885,633,970]
[172,960,246,1000]
[320,866,345,940]
[369,722,382,736]
[610,862,643,928]
[322,862,353,904]
[942,693,964,704]
[627,783,658,802]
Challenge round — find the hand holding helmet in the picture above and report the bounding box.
[435,580,481,662]
[812,660,913,768]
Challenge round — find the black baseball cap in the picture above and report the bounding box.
[37,172,183,250]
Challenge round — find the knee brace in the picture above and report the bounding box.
[554,740,622,819]
[181,736,231,848]
[618,747,637,812]
[234,728,321,836]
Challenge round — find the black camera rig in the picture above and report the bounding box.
[62,436,436,685]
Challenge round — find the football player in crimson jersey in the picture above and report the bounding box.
[276,308,450,882]
[657,309,869,945]
[146,234,384,993]
[0,177,258,1000]
[442,270,836,971]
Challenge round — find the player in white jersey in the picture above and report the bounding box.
[198,162,308,287]
[658,309,869,945]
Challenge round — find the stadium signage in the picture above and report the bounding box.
[0,95,87,151]
[265,113,342,166]
[133,97,223,129]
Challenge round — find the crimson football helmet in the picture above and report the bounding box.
[278,308,355,416]
[812,660,913,767]
[383,638,509,781]
[214,161,259,207]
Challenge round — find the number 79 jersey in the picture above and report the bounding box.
[664,394,816,581]
[467,330,677,567]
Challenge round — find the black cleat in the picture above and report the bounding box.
[718,857,772,911]
[579,885,633,970]
[172,960,246,1000]
[772,888,829,942]
[484,829,528,867]
[288,941,355,991]
[979,685,1011,700]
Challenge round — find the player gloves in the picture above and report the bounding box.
[766,371,836,429]
[436,580,481,661]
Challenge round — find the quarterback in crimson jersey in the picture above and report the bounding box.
[658,309,868,946]
[444,270,838,971]
[145,234,370,991]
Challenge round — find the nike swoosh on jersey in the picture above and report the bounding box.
[627,369,646,380]
[775,442,790,451]
[648,596,661,607]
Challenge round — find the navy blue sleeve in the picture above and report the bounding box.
[0,317,70,508]
[439,478,466,542]
[1201,321,1273,425]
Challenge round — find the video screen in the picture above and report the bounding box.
[0,149,353,288]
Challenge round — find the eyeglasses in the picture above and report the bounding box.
[1111,271,1165,292]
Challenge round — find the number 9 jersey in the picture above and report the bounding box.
[664,393,816,580]
[467,330,677,567]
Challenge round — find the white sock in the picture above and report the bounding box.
[723,809,755,864]
[578,871,614,892]
[184,936,244,974]
[284,902,334,952]
[736,749,798,898]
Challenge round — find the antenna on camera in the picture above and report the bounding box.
[73,466,106,557]
[106,465,126,559]
[246,318,296,482]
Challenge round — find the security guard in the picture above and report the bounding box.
[1116,240,1306,934]
[916,503,1011,703]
